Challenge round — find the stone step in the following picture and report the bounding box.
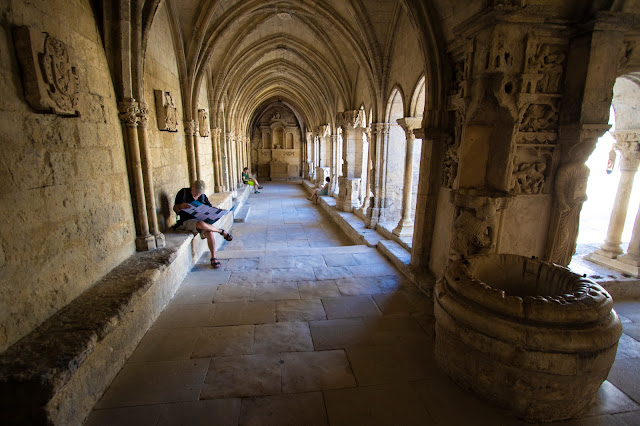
[234,205,251,223]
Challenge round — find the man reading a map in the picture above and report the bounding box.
[173,179,233,268]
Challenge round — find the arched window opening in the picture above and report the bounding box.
[381,87,406,227]
[577,76,640,277]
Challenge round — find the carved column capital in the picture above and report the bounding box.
[615,140,640,171]
[118,100,139,127]
[559,123,612,163]
[137,102,149,127]
[184,120,196,136]
[337,110,365,131]
[397,117,423,140]
[373,122,391,136]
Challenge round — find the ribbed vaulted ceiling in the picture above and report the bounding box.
[170,0,407,134]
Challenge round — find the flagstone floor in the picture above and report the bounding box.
[87,183,640,425]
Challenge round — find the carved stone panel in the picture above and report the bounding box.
[153,90,178,132]
[13,26,80,116]
[198,109,210,137]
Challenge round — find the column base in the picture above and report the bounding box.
[618,253,640,267]
[393,219,414,237]
[154,232,166,248]
[135,234,156,252]
[214,185,225,193]
[584,252,640,277]
[595,244,623,259]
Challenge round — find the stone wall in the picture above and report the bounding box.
[0,0,135,352]
[144,3,189,231]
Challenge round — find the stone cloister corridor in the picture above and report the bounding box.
[2,0,640,424]
[87,185,640,425]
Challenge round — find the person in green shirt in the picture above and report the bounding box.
[242,167,263,193]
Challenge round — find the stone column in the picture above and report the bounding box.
[330,134,339,194]
[118,99,155,251]
[137,103,164,248]
[211,128,224,192]
[594,135,640,258]
[184,120,197,182]
[393,117,423,237]
[226,132,236,191]
[612,132,640,270]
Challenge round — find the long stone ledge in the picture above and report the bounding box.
[301,180,434,293]
[0,191,236,425]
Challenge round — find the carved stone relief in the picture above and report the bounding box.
[519,104,558,132]
[198,109,210,137]
[13,26,80,116]
[153,90,178,132]
[450,199,499,259]
[510,161,547,194]
[528,45,566,93]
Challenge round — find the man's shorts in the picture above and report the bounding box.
[245,180,255,186]
[177,219,206,238]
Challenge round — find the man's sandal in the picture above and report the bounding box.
[258,186,263,189]
[220,229,233,241]
[210,258,221,269]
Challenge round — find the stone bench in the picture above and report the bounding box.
[234,205,251,223]
[0,192,235,425]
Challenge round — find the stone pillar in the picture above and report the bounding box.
[330,134,339,194]
[184,120,197,182]
[594,135,640,258]
[118,99,155,251]
[226,132,236,191]
[137,103,164,248]
[357,126,374,220]
[371,123,390,224]
[393,117,422,237]
[611,132,640,271]
[211,128,224,192]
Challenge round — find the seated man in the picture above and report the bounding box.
[242,167,263,193]
[308,177,330,204]
[173,179,232,268]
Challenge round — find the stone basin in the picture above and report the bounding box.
[434,254,623,423]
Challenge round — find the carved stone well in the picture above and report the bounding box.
[434,254,622,422]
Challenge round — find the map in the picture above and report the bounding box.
[181,200,229,224]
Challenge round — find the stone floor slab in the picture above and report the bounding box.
[153,304,216,329]
[85,405,161,426]
[96,359,210,408]
[345,343,436,386]
[213,282,256,302]
[281,350,357,393]
[309,318,372,350]
[607,358,640,404]
[276,299,327,321]
[272,267,316,282]
[191,325,255,358]
[298,279,341,299]
[322,296,381,319]
[253,321,314,353]
[201,354,282,399]
[229,270,273,283]
[172,283,218,305]
[157,399,242,426]
[335,277,381,296]
[371,292,418,315]
[349,263,397,278]
[616,334,640,360]
[314,266,354,280]
[210,301,276,326]
[128,328,201,362]
[239,392,328,426]
[225,257,261,271]
[323,253,357,267]
[294,255,327,268]
[324,383,432,426]
[254,281,300,301]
